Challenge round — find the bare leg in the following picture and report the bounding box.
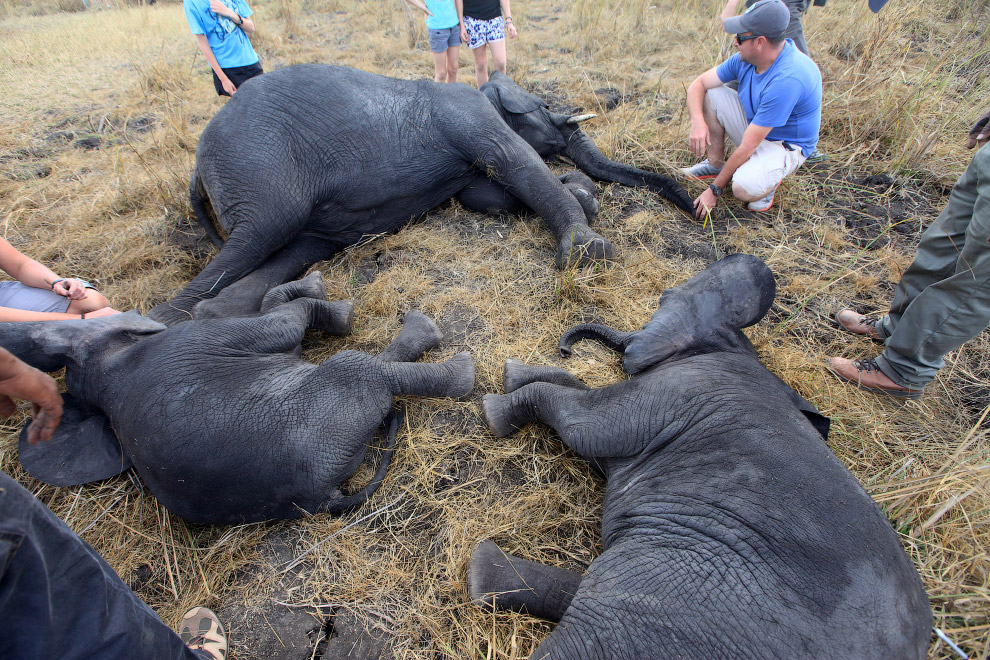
[473,45,489,87]
[66,289,112,315]
[488,39,507,76]
[446,46,459,82]
[468,540,582,623]
[431,51,448,82]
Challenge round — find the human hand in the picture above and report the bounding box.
[689,123,711,158]
[967,107,990,149]
[222,76,237,96]
[209,0,234,18]
[86,306,122,318]
[52,277,88,300]
[460,26,469,44]
[0,349,62,444]
[693,188,718,219]
[506,21,517,38]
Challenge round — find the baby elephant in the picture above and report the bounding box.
[1,273,474,524]
[472,254,931,659]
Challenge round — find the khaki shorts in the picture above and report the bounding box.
[706,85,806,198]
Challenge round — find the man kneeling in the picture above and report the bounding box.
[683,0,822,216]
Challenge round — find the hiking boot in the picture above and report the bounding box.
[679,159,723,180]
[804,147,828,164]
[180,606,228,660]
[826,357,923,399]
[747,183,780,212]
[835,309,885,342]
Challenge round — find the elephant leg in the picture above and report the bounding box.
[383,352,474,399]
[260,271,328,311]
[378,310,443,362]
[558,172,599,221]
[502,358,589,393]
[468,540,582,623]
[190,235,339,321]
[455,176,525,215]
[217,297,354,354]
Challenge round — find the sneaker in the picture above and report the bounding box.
[804,147,828,164]
[826,357,923,399]
[679,159,723,180]
[179,606,228,660]
[747,183,780,212]
[835,309,884,342]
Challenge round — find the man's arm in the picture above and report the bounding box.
[694,122,773,218]
[0,347,62,445]
[686,68,726,158]
[720,0,743,23]
[193,34,236,96]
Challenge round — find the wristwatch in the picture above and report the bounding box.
[709,183,723,197]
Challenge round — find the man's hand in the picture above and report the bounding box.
[689,122,711,158]
[967,107,990,149]
[694,188,718,219]
[52,277,88,300]
[0,348,63,445]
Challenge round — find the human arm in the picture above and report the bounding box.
[686,68,725,159]
[456,0,467,43]
[967,105,990,149]
[403,0,434,16]
[500,0,516,38]
[0,306,119,322]
[720,0,743,24]
[193,33,237,96]
[0,347,62,445]
[693,122,772,218]
[0,237,89,300]
[209,0,255,34]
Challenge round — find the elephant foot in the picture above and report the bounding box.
[502,358,530,393]
[379,310,443,362]
[468,540,581,622]
[312,300,355,336]
[444,352,476,399]
[559,171,599,221]
[481,393,517,438]
[555,224,614,270]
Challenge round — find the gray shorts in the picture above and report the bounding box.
[428,26,461,53]
[0,281,72,313]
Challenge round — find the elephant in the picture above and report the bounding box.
[470,254,932,659]
[149,65,693,325]
[0,273,475,524]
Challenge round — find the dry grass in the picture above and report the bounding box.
[0,0,988,658]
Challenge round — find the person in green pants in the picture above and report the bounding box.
[827,106,990,398]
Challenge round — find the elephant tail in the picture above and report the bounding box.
[559,323,634,357]
[189,167,224,249]
[322,406,403,515]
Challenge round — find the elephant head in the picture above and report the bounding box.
[560,253,777,373]
[481,72,695,214]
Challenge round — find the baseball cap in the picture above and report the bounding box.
[723,0,790,37]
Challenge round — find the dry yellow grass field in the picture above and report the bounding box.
[0,0,987,658]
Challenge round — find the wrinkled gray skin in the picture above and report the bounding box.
[149,65,693,325]
[472,254,931,660]
[0,273,474,524]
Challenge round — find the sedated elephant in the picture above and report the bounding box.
[470,254,932,659]
[149,65,693,325]
[1,273,474,524]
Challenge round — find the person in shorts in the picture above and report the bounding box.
[0,237,119,322]
[184,0,263,97]
[682,0,822,216]
[404,0,461,82]
[458,0,516,87]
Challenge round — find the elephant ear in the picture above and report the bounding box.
[481,71,547,115]
[18,393,131,487]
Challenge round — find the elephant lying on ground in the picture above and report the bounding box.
[149,65,693,325]
[471,254,931,659]
[1,273,474,524]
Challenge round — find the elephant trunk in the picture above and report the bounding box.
[320,407,402,515]
[562,129,695,214]
[386,352,475,399]
[558,323,634,357]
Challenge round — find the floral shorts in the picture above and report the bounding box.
[463,15,505,49]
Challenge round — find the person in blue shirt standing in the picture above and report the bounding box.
[681,0,822,216]
[404,0,461,83]
[184,0,263,97]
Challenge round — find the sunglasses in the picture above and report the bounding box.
[735,34,760,44]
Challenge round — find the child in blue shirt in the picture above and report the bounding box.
[184,0,263,96]
[403,0,462,82]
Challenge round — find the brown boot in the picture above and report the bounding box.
[835,310,884,342]
[179,606,227,660]
[826,357,923,399]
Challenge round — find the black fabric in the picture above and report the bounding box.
[462,0,502,21]
[212,61,264,97]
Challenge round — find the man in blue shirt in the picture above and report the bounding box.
[184,0,263,96]
[681,0,822,216]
